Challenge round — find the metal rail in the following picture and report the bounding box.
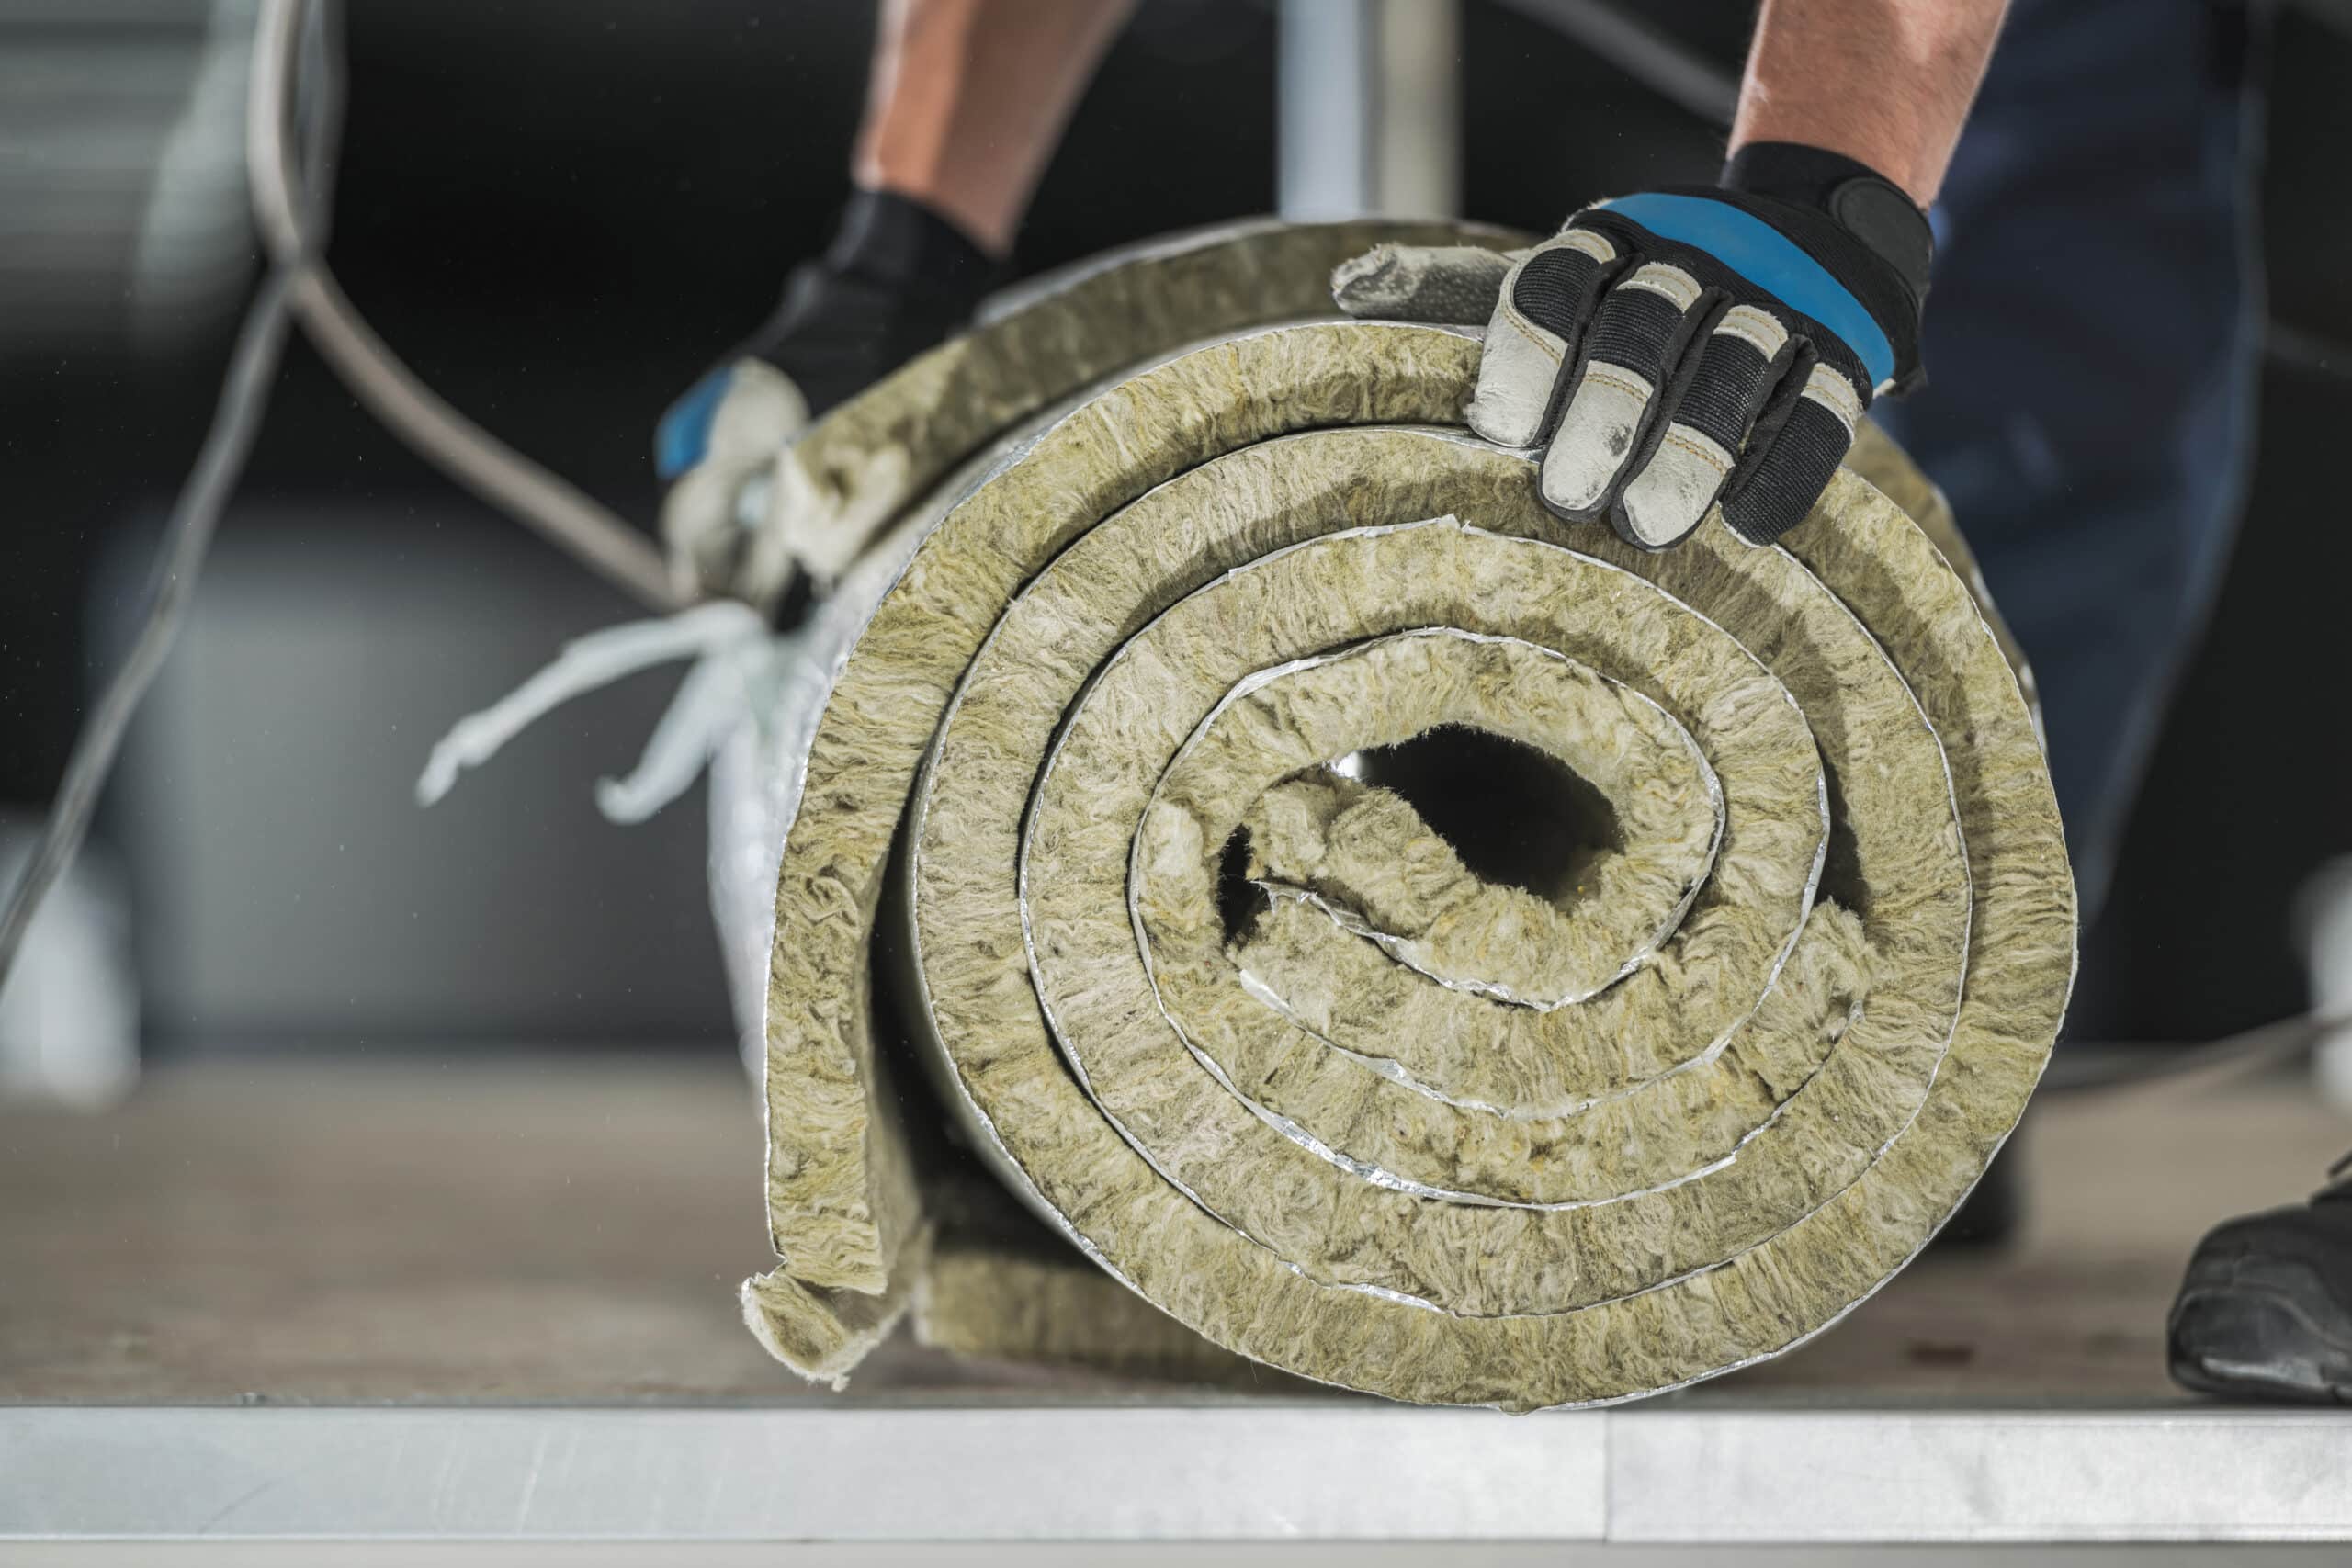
[8,1404,2352,1543]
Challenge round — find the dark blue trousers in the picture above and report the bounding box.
[1875,0,2267,928]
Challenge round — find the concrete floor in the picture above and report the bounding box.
[5,1055,2350,1551]
[5,1055,2345,1405]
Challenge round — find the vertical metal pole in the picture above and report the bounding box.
[1371,0,1460,219]
[1277,0,1459,220]
[1276,0,1374,219]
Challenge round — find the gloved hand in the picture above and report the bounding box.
[1334,143,1931,552]
[654,190,998,611]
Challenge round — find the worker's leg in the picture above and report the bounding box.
[1873,0,2267,930]
[657,0,1131,604]
[1879,0,2261,1249]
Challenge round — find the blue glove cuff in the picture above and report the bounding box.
[656,367,736,481]
[1592,192,1897,389]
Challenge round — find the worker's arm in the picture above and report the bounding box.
[1342,0,2007,554]
[1732,0,2009,207]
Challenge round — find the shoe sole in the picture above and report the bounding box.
[2168,1255,2352,1404]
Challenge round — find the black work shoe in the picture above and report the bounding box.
[1934,1129,2023,1248]
[2166,1152,2352,1404]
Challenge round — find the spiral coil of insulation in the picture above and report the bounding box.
[740,220,2074,1410]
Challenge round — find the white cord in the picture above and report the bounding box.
[0,0,692,995]
[414,599,772,822]
[249,0,684,615]
[0,268,300,986]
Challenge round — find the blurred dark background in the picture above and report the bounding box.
[3,0,2348,1057]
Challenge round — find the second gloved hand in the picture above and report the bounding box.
[654,190,999,611]
[1336,144,1932,552]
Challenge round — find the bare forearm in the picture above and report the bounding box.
[1730,0,2009,206]
[853,0,1132,256]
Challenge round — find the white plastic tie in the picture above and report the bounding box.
[416,599,773,821]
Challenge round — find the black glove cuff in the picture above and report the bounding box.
[1722,142,1933,300]
[1694,143,1931,393]
[826,188,1002,310]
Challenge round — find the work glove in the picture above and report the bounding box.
[1335,143,1931,552]
[654,190,998,611]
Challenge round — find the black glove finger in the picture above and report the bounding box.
[1611,303,1796,550]
[1467,228,1623,447]
[1536,261,1719,521]
[1718,356,1866,548]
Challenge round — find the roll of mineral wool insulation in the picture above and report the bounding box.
[736,220,2074,1410]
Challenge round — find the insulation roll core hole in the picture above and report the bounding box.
[1340,726,1628,910]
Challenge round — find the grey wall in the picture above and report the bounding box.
[107,508,731,1049]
